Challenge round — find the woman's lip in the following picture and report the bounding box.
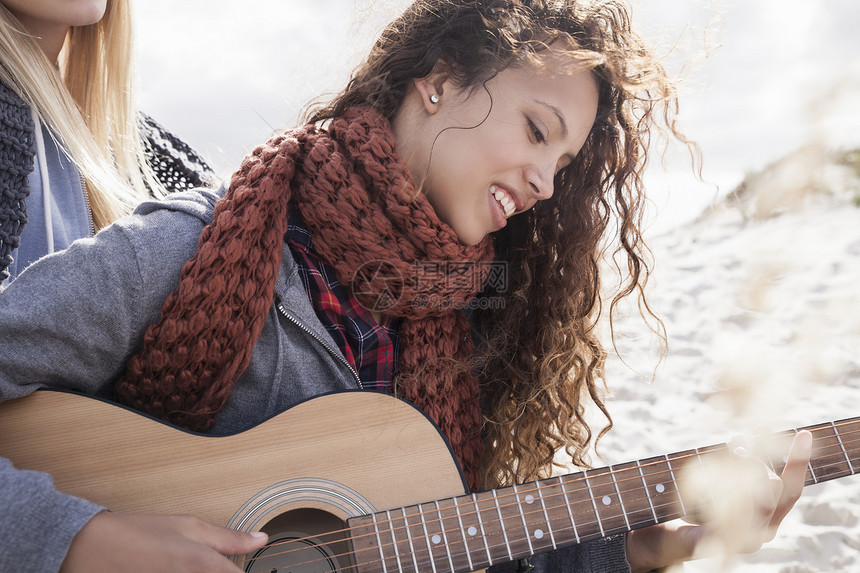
[492,184,524,213]
[489,186,509,229]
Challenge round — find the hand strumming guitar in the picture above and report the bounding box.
[60,512,268,573]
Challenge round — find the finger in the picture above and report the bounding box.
[769,430,813,528]
[753,471,784,544]
[207,527,268,556]
[180,516,269,556]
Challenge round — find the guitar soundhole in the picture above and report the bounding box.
[241,508,351,573]
[245,535,337,573]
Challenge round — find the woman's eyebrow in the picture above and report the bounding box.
[536,100,568,137]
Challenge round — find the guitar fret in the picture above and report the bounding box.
[513,483,556,554]
[583,473,605,537]
[434,500,457,572]
[472,492,494,566]
[832,421,856,474]
[583,467,628,537]
[558,476,581,543]
[347,516,383,573]
[538,478,574,547]
[536,483,558,549]
[495,485,535,558]
[611,460,654,531]
[399,504,432,573]
[636,459,659,523]
[608,464,631,531]
[398,508,420,572]
[567,472,607,542]
[492,489,514,561]
[512,484,536,555]
[664,454,687,515]
[807,422,856,482]
[453,497,474,572]
[416,500,451,572]
[806,427,820,484]
[371,513,391,573]
[385,510,406,573]
[637,455,684,523]
[418,503,439,573]
[843,418,860,473]
[473,489,509,566]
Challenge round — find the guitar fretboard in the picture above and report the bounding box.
[349,416,859,573]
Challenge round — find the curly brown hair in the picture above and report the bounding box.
[306,0,691,489]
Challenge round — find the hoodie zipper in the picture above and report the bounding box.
[79,173,95,236]
[276,302,363,390]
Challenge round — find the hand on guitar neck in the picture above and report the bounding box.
[625,430,813,572]
[59,513,268,573]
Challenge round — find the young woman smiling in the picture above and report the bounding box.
[0,1,810,572]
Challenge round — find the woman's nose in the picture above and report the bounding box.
[526,163,555,201]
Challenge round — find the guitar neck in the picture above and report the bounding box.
[349,416,860,573]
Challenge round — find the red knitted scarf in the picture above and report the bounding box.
[114,107,495,490]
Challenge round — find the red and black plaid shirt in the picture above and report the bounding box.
[286,206,401,393]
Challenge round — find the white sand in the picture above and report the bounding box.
[595,148,860,572]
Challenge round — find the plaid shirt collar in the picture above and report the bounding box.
[285,206,400,393]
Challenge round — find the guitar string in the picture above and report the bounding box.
[249,419,860,559]
[241,487,691,573]
[242,426,860,571]
[240,422,860,570]
[247,420,860,558]
[244,444,848,573]
[245,440,860,573]
[244,456,860,570]
[241,424,860,570]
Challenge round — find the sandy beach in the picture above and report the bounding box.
[594,148,860,571]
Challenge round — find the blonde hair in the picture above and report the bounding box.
[0,0,162,229]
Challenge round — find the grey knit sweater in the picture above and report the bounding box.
[0,79,216,281]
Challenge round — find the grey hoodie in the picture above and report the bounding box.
[0,187,628,572]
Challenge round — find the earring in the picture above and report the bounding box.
[429,94,439,104]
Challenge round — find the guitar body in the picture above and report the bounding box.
[0,390,469,572]
[3,389,857,572]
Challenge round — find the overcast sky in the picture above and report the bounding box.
[133,0,860,234]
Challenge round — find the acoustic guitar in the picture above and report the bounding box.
[0,390,856,572]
